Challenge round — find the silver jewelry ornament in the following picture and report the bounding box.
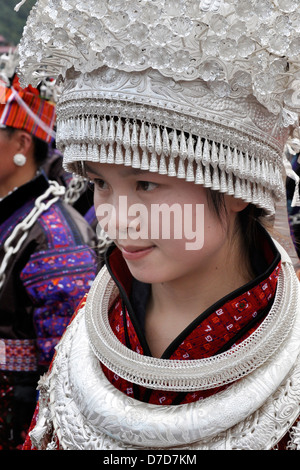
[28,242,300,450]
[17,0,300,216]
[13,153,27,167]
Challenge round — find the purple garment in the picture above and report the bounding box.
[0,172,98,367]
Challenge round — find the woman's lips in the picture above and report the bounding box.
[119,245,155,260]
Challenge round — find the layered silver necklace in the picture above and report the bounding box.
[30,240,300,450]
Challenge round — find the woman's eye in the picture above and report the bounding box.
[137,181,158,191]
[93,178,108,190]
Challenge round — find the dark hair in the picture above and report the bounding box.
[32,135,49,166]
[207,186,265,229]
[206,188,268,277]
[2,126,49,167]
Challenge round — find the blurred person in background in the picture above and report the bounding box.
[0,68,98,449]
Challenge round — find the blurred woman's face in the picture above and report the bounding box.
[0,128,36,198]
[0,128,19,185]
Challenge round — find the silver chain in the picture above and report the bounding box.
[64,175,88,205]
[0,181,66,291]
[96,225,113,254]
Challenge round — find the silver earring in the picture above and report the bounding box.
[13,153,27,167]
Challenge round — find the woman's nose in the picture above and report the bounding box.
[96,193,145,241]
[114,195,130,237]
[113,195,145,241]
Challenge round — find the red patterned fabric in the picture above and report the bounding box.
[0,339,37,372]
[0,76,56,143]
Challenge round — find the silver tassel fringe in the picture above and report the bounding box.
[57,115,285,214]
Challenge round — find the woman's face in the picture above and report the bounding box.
[86,161,242,286]
[0,128,36,198]
[0,128,18,185]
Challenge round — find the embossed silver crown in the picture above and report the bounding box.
[16,0,300,214]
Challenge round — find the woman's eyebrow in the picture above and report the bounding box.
[120,167,149,177]
[84,163,150,178]
[84,163,104,177]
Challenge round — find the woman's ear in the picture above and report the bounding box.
[225,194,249,213]
[16,130,34,156]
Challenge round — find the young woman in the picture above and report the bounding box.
[18,0,300,450]
[86,160,257,356]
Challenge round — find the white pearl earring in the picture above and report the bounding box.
[13,153,27,167]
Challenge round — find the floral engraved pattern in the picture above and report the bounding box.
[18,0,300,117]
[16,0,300,216]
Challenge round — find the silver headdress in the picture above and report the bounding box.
[17,0,300,215]
[0,50,18,85]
